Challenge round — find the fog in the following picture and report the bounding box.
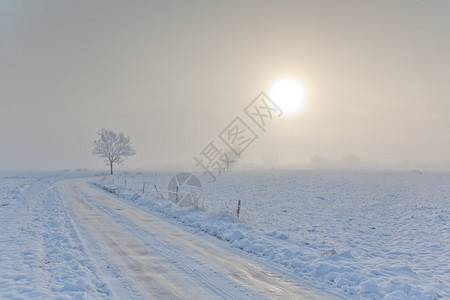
[1,0,449,171]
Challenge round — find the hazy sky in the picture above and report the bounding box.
[1,0,449,171]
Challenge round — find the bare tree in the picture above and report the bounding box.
[92,129,136,175]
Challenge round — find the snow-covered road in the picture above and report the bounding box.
[58,178,336,299]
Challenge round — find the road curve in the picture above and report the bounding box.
[57,178,338,299]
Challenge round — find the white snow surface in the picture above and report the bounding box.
[0,170,448,299]
[92,169,449,299]
[0,171,109,299]
[0,171,336,299]
[60,178,334,299]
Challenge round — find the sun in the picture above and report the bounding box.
[269,79,305,114]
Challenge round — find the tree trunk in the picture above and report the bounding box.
[110,162,113,175]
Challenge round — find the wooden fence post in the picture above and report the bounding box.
[237,200,241,218]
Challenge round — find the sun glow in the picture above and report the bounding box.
[269,79,305,114]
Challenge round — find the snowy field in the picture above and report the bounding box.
[94,169,449,299]
[0,170,448,299]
